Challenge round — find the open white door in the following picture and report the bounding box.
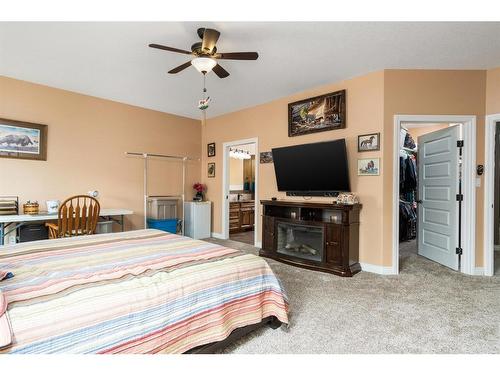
[417,126,461,270]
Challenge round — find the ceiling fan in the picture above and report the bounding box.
[149,28,259,78]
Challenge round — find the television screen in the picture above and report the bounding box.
[272,139,350,194]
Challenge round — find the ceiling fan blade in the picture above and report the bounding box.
[168,61,193,74]
[212,64,230,78]
[149,43,192,55]
[201,28,220,53]
[216,52,259,60]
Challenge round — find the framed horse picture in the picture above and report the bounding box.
[357,132,380,152]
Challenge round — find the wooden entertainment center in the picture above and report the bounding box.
[260,200,362,277]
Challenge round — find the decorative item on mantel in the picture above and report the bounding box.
[23,201,39,215]
[335,193,359,205]
[193,183,206,202]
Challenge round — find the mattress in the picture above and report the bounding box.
[0,229,288,353]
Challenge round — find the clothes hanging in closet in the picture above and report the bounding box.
[399,153,417,193]
[399,200,417,241]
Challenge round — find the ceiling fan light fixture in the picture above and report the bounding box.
[191,57,217,73]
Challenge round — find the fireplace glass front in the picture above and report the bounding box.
[276,221,324,262]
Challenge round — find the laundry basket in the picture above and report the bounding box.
[147,218,180,234]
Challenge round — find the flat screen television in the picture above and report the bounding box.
[272,139,350,196]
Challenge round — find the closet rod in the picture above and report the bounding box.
[125,151,198,161]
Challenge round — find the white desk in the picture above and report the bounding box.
[0,208,133,245]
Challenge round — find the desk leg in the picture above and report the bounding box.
[0,223,4,246]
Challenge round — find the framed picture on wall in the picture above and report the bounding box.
[358,158,380,176]
[207,142,216,157]
[0,118,48,161]
[357,132,380,152]
[207,162,215,178]
[259,151,273,164]
[288,89,346,137]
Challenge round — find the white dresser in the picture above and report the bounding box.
[183,201,211,239]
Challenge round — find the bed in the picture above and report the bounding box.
[0,229,288,354]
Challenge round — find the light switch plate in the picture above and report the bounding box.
[476,177,481,187]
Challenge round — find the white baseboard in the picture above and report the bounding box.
[211,232,225,239]
[473,267,485,276]
[360,262,397,275]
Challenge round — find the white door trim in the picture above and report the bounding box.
[483,114,500,276]
[222,137,259,245]
[392,115,476,275]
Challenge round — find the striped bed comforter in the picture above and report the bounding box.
[0,229,288,353]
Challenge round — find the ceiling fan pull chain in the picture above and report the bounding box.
[198,73,210,111]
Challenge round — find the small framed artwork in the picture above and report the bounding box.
[358,158,380,176]
[358,132,380,152]
[207,162,215,178]
[260,151,273,164]
[207,142,216,157]
[0,118,48,161]
[288,89,346,137]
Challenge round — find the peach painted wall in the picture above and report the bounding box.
[0,76,201,230]
[383,70,486,267]
[202,71,385,266]
[486,67,500,115]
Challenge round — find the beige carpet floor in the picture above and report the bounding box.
[206,237,500,354]
[229,230,254,245]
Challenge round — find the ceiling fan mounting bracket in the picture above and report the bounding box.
[191,42,216,56]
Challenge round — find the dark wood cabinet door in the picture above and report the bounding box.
[241,210,252,226]
[325,224,342,265]
[262,216,275,251]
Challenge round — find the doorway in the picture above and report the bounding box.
[222,138,259,246]
[393,115,476,275]
[483,114,500,276]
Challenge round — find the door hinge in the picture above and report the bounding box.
[456,247,463,255]
[457,140,464,147]
[456,194,463,201]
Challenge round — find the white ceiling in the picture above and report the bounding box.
[1,22,500,119]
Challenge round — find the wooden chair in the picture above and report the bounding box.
[46,195,101,239]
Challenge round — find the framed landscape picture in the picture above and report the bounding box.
[358,158,380,176]
[207,162,215,178]
[0,118,48,161]
[358,132,380,152]
[288,89,346,137]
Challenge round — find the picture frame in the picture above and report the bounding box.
[0,118,48,161]
[259,151,273,164]
[207,142,216,157]
[207,162,215,178]
[288,89,346,137]
[357,132,380,152]
[357,158,380,176]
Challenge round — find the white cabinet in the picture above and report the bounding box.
[184,201,211,240]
